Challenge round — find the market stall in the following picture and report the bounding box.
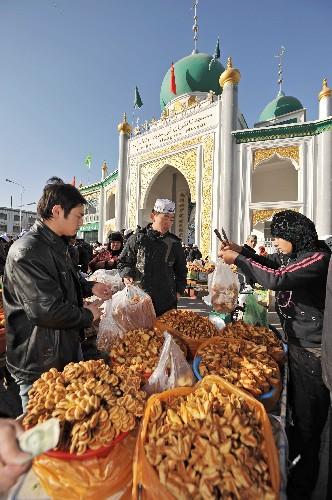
[12,273,288,500]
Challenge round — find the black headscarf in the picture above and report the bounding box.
[107,231,124,255]
[270,210,319,253]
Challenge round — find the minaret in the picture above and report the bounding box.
[316,79,332,237]
[98,161,108,242]
[101,160,108,180]
[219,57,241,240]
[116,113,131,231]
[318,78,332,119]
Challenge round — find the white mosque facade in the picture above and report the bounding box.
[79,49,332,261]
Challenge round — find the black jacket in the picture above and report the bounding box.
[117,225,187,316]
[188,248,202,262]
[322,259,332,391]
[235,247,331,347]
[3,220,94,383]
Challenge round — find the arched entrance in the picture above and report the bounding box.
[140,165,194,243]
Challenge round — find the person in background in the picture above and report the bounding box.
[68,237,80,271]
[219,210,331,500]
[92,241,103,255]
[3,183,103,411]
[89,231,124,272]
[123,228,134,243]
[188,243,202,262]
[258,245,268,256]
[0,418,32,494]
[244,234,257,252]
[118,199,187,316]
[77,239,93,273]
[0,233,10,276]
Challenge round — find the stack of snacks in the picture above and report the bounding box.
[23,360,146,455]
[197,338,280,397]
[222,320,285,364]
[157,309,221,356]
[141,378,278,499]
[109,328,187,380]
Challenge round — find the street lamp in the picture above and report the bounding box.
[5,179,25,233]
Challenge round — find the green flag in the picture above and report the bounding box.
[214,37,220,59]
[84,154,92,169]
[134,86,143,109]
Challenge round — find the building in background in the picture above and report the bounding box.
[79,8,332,259]
[0,207,37,236]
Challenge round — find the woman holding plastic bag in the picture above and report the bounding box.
[218,211,331,500]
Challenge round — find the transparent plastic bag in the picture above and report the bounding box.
[142,332,195,395]
[97,299,124,351]
[87,269,124,294]
[210,260,240,313]
[112,285,156,333]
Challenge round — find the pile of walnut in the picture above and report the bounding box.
[109,328,186,380]
[145,383,276,499]
[198,339,280,397]
[23,360,146,455]
[158,310,220,340]
[222,320,284,361]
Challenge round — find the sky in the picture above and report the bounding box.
[0,0,331,210]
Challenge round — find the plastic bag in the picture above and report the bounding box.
[97,299,124,351]
[88,269,125,294]
[133,375,280,499]
[210,260,240,313]
[142,332,194,395]
[33,429,138,500]
[111,285,156,333]
[243,293,268,327]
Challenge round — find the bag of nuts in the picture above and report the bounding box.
[210,260,240,313]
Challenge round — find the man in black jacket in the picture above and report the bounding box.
[219,211,331,500]
[118,199,187,316]
[3,183,105,411]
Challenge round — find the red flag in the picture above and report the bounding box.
[170,62,176,94]
[71,176,76,187]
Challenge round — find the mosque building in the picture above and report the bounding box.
[78,5,332,260]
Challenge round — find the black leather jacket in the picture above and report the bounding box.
[3,220,94,383]
[118,225,187,316]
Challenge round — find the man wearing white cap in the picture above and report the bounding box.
[118,199,187,316]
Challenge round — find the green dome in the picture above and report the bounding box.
[258,91,303,122]
[160,52,225,110]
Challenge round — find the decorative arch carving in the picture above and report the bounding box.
[140,149,197,210]
[253,146,299,170]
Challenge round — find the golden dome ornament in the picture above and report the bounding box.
[318,78,332,101]
[117,113,132,135]
[219,56,241,87]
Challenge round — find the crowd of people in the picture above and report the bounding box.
[0,178,332,498]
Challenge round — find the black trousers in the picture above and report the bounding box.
[287,344,330,500]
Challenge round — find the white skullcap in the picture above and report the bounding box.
[153,199,175,214]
